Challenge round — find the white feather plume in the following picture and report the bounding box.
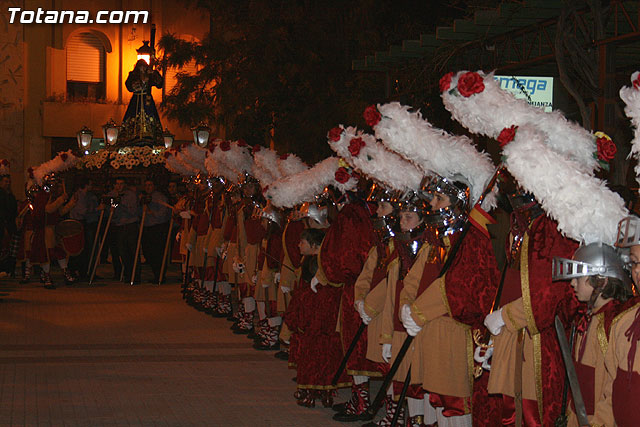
[31,150,79,186]
[205,149,238,182]
[503,124,627,245]
[619,71,640,186]
[225,141,253,176]
[180,144,208,174]
[254,148,282,183]
[441,70,598,173]
[328,125,423,192]
[277,153,308,177]
[372,102,496,208]
[165,152,198,176]
[265,157,357,208]
[206,141,253,183]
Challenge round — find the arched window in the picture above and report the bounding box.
[66,32,106,101]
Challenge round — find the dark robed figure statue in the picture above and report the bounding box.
[120,59,164,146]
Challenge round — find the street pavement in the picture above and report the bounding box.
[0,266,355,426]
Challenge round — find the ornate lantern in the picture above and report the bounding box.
[162,127,175,149]
[102,119,120,146]
[191,122,211,147]
[77,126,93,150]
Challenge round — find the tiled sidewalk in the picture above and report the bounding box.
[0,269,353,426]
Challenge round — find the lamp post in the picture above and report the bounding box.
[162,127,174,149]
[102,119,120,146]
[191,122,211,147]
[136,40,153,65]
[77,126,93,154]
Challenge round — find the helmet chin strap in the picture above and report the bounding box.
[586,277,607,312]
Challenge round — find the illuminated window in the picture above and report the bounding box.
[66,32,106,101]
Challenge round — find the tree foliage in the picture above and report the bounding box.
[158,0,457,162]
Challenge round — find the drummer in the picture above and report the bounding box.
[69,177,99,281]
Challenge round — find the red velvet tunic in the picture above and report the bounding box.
[494,215,580,427]
[285,264,349,389]
[193,198,209,237]
[283,219,305,270]
[265,224,284,270]
[319,202,378,375]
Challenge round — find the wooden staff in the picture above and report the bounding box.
[86,209,105,276]
[89,206,114,285]
[130,205,147,286]
[158,215,174,285]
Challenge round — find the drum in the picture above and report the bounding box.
[55,219,84,256]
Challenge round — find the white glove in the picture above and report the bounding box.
[232,262,245,274]
[274,272,281,284]
[216,246,224,257]
[179,211,191,219]
[474,339,494,371]
[355,300,371,325]
[252,275,257,284]
[382,343,392,363]
[310,276,319,293]
[484,308,506,336]
[175,232,181,242]
[185,243,193,251]
[281,285,291,294]
[400,304,422,336]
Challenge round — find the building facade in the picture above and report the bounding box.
[0,0,212,194]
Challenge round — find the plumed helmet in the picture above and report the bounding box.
[420,174,470,235]
[298,202,329,228]
[552,242,631,286]
[260,203,283,228]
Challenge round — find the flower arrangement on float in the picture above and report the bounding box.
[81,146,167,170]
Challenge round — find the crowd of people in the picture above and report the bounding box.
[0,168,178,287]
[2,69,640,427]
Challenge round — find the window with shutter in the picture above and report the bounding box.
[66,32,106,101]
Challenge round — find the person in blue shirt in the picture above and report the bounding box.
[104,177,140,282]
[141,178,171,283]
[69,177,99,280]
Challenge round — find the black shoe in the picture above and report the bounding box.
[332,402,347,413]
[333,411,370,422]
[274,350,289,361]
[233,327,253,335]
[44,284,56,290]
[253,341,280,351]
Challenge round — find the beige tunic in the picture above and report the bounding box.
[379,250,422,387]
[400,240,474,399]
[357,246,388,364]
[488,297,538,400]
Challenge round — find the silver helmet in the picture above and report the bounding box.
[299,202,329,228]
[420,174,469,235]
[552,242,631,285]
[261,203,283,227]
[616,216,640,248]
